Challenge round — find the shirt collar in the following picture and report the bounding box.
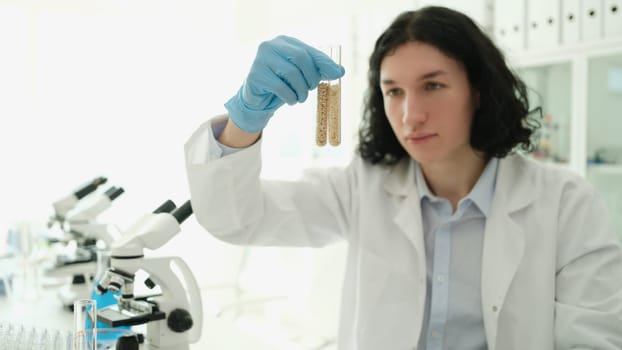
[415,157,499,217]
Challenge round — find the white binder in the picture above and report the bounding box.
[561,0,582,45]
[604,0,622,38]
[582,0,604,41]
[494,0,526,54]
[526,0,561,50]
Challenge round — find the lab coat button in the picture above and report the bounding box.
[492,305,499,312]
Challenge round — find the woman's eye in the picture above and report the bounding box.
[386,88,403,97]
[425,82,443,91]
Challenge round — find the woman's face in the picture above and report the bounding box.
[379,41,479,166]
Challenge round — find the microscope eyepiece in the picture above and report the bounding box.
[172,200,193,224]
[75,176,108,199]
[105,186,125,201]
[153,200,176,214]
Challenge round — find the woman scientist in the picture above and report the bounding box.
[185,6,622,350]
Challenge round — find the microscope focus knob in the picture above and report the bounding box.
[167,308,193,332]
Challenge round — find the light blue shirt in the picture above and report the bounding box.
[416,158,498,350]
[208,118,242,158]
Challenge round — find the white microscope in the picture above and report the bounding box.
[63,185,125,246]
[48,176,108,230]
[96,200,203,350]
[45,181,125,309]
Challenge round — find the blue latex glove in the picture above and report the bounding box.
[225,35,345,133]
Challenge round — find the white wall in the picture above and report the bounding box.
[0,0,239,227]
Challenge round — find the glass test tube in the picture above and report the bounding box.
[0,323,71,350]
[73,299,97,350]
[316,45,341,147]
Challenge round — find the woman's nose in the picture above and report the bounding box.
[401,94,427,126]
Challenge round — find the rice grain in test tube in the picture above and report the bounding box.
[316,45,341,147]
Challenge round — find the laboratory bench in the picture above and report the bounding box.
[0,282,292,350]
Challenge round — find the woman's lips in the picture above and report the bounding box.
[405,133,437,144]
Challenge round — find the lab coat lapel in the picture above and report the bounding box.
[385,159,426,262]
[481,155,535,350]
[383,159,427,346]
[394,196,426,260]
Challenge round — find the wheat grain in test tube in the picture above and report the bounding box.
[316,82,329,146]
[316,45,341,147]
[327,45,341,146]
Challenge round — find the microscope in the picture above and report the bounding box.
[64,185,125,246]
[45,179,125,309]
[96,200,203,350]
[48,176,108,231]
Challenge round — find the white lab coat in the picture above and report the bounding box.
[185,118,622,350]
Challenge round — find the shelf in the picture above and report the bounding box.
[507,37,622,67]
[586,164,622,175]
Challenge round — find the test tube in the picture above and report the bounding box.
[5,324,21,350]
[73,299,97,350]
[316,45,341,147]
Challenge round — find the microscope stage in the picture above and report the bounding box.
[98,304,165,327]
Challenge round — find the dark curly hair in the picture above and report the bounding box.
[358,6,540,165]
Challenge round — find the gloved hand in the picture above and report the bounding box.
[224,35,345,133]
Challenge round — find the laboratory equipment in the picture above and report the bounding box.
[73,299,97,350]
[91,249,126,329]
[0,322,71,350]
[316,45,341,147]
[96,200,203,350]
[64,186,125,245]
[0,251,15,297]
[0,322,140,350]
[45,186,125,309]
[48,177,108,229]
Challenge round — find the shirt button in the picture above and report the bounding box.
[431,330,441,338]
[436,275,445,283]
